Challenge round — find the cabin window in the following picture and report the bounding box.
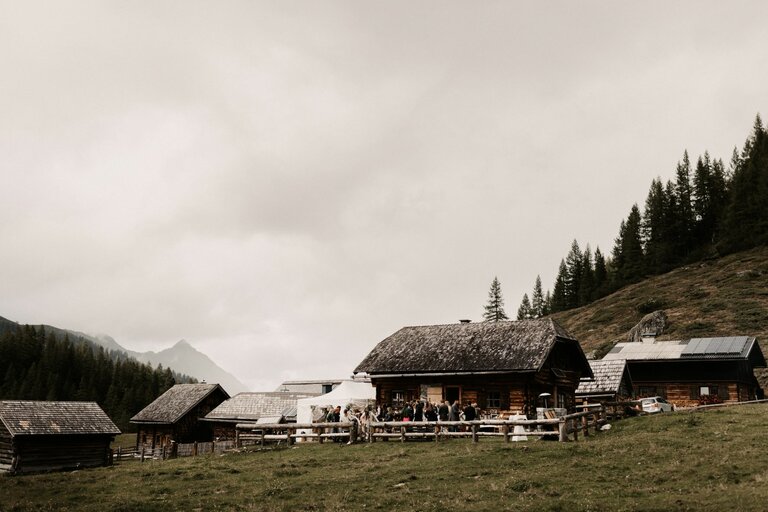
[142,435,147,444]
[486,391,501,409]
[322,384,333,394]
[391,390,405,406]
[638,386,658,397]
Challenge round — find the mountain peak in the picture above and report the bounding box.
[174,339,193,349]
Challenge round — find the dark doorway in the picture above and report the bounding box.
[445,386,460,404]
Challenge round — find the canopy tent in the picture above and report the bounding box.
[295,380,376,426]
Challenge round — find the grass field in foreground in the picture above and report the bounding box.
[3,404,768,512]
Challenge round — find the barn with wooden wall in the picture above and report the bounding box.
[0,401,120,474]
[130,383,229,451]
[353,319,592,418]
[602,336,766,407]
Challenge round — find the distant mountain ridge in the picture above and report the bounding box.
[0,315,248,395]
[95,334,249,395]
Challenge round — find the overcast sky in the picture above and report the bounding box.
[1,2,767,391]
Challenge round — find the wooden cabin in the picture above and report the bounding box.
[201,392,319,441]
[0,401,120,474]
[130,383,229,451]
[602,336,766,407]
[353,319,592,417]
[576,359,634,403]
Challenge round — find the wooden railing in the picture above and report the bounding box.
[119,405,630,463]
[113,440,237,463]
[235,409,608,445]
[235,422,359,446]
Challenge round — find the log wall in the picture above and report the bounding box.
[10,435,113,474]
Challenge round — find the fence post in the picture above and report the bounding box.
[471,423,478,443]
[502,424,510,443]
[140,447,145,463]
[193,441,198,456]
[558,418,567,442]
[435,424,440,442]
[287,427,295,446]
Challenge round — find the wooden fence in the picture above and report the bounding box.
[115,404,633,463]
[234,421,358,446]
[235,408,609,446]
[113,440,236,463]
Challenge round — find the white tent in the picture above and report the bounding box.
[295,380,376,428]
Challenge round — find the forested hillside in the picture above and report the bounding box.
[552,245,768,388]
[0,320,196,430]
[515,114,768,318]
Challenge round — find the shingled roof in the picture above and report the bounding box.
[0,401,120,437]
[130,383,228,424]
[576,360,630,396]
[603,336,766,366]
[202,392,319,423]
[354,318,590,375]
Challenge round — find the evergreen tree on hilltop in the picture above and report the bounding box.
[693,152,729,248]
[517,294,532,320]
[612,204,644,285]
[550,260,568,313]
[642,178,671,273]
[530,275,545,318]
[564,240,582,309]
[721,114,768,252]
[593,247,608,296]
[483,276,509,322]
[578,245,595,306]
[673,151,696,259]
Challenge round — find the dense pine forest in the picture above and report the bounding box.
[516,114,768,318]
[0,321,196,431]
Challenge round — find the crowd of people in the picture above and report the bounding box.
[316,400,485,438]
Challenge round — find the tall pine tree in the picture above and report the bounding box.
[516,294,532,320]
[483,276,509,322]
[530,276,545,318]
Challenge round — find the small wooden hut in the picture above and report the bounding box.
[201,392,319,441]
[602,336,766,407]
[130,383,229,451]
[0,400,120,474]
[576,359,634,403]
[353,319,592,417]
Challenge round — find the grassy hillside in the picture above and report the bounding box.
[2,404,768,511]
[554,246,768,356]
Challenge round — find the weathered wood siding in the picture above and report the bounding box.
[212,423,237,441]
[374,374,580,418]
[636,381,742,407]
[135,388,229,450]
[0,422,13,471]
[10,435,113,474]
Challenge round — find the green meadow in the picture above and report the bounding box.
[3,403,768,511]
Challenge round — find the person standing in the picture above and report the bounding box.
[414,401,424,422]
[438,400,450,422]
